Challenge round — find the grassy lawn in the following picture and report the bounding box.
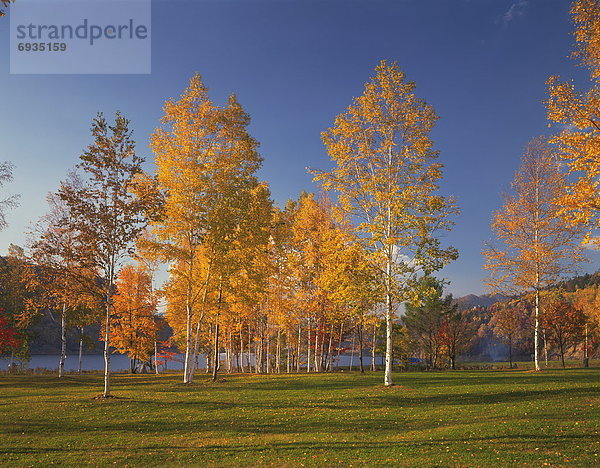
[0,369,598,467]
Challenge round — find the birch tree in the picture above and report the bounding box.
[318,213,381,373]
[29,174,101,378]
[225,183,272,374]
[265,204,297,373]
[290,193,338,372]
[59,113,149,397]
[314,60,458,385]
[161,249,212,376]
[148,74,221,384]
[484,137,585,371]
[149,73,263,383]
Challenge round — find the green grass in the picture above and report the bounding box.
[1,369,598,467]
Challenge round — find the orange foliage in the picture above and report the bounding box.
[111,265,158,363]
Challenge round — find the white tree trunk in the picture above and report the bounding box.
[59,302,67,378]
[78,327,84,375]
[226,331,232,374]
[255,333,261,373]
[314,322,323,372]
[183,303,193,383]
[296,323,301,373]
[247,323,252,373]
[287,330,291,374]
[103,290,112,397]
[276,329,281,373]
[534,288,540,371]
[212,322,220,381]
[335,322,344,371]
[307,319,312,373]
[371,322,377,372]
[584,324,589,367]
[326,323,334,371]
[384,290,394,386]
[189,311,206,380]
[349,333,355,371]
[154,340,159,374]
[266,331,271,374]
[543,328,549,366]
[239,329,245,373]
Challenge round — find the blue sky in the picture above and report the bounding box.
[0,0,597,296]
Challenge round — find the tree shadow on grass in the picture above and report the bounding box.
[4,393,598,438]
[1,368,597,392]
[390,369,600,388]
[367,385,600,409]
[0,433,596,459]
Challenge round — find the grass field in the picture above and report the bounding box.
[1,368,598,467]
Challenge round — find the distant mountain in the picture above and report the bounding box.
[452,270,600,312]
[28,312,174,355]
[454,293,507,310]
[29,313,103,354]
[552,270,600,292]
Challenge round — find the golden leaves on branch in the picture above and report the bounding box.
[484,137,586,295]
[546,0,600,243]
[111,265,158,363]
[314,59,458,303]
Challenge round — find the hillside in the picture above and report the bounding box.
[454,293,507,310]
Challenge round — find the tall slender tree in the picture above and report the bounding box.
[318,212,381,373]
[314,60,458,385]
[149,73,264,383]
[29,175,100,378]
[59,113,149,397]
[484,137,585,371]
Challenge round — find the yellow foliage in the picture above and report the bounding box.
[484,137,585,295]
[546,0,600,242]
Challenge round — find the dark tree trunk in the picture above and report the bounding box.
[358,323,364,374]
[508,335,513,369]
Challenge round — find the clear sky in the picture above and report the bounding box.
[0,0,598,296]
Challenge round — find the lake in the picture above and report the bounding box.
[0,353,385,372]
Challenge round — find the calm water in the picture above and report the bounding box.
[0,354,189,372]
[0,353,383,371]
